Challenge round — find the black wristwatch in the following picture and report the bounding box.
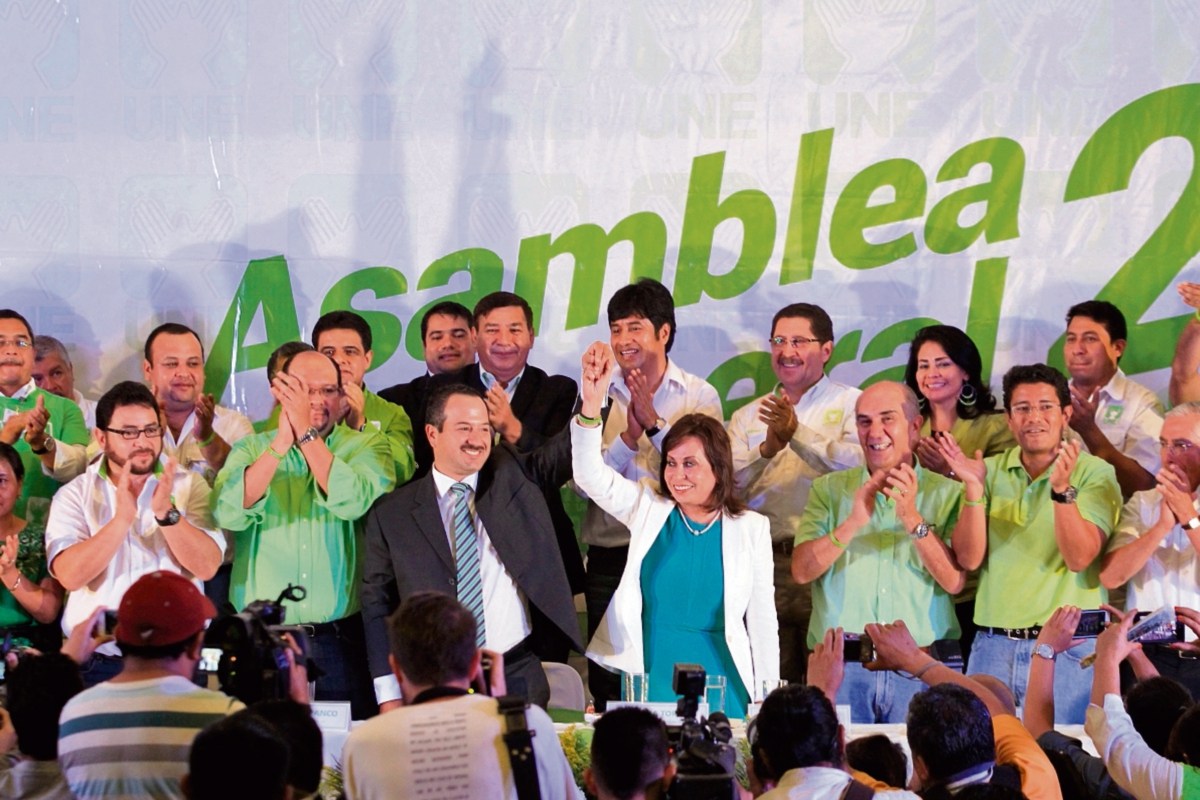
[156,506,182,527]
[1050,486,1078,504]
[643,417,665,440]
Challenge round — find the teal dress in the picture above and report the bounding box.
[639,507,750,719]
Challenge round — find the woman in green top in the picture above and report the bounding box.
[904,325,1014,664]
[0,442,64,648]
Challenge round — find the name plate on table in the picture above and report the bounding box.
[310,702,352,733]
[607,701,709,725]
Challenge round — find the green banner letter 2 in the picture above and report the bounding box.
[1051,84,1200,375]
[205,255,302,404]
[674,151,777,307]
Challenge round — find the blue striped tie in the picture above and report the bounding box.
[449,482,487,647]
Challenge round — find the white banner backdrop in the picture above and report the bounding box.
[3,1,1200,422]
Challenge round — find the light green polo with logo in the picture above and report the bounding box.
[0,386,89,520]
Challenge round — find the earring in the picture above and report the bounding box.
[959,383,978,407]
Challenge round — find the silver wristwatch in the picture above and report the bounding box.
[909,521,932,540]
[296,426,321,447]
[1033,643,1056,661]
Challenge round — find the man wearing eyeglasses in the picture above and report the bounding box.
[937,363,1122,723]
[44,381,224,686]
[213,349,396,719]
[1100,401,1200,697]
[0,310,90,522]
[726,304,862,684]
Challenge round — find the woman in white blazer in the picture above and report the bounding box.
[574,342,779,718]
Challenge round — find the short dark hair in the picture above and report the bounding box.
[389,591,477,686]
[95,381,159,432]
[7,652,84,760]
[1126,677,1193,757]
[473,292,534,332]
[267,341,313,385]
[845,734,909,789]
[658,414,747,517]
[905,325,998,419]
[1001,364,1070,411]
[1169,704,1200,766]
[421,301,473,341]
[0,441,25,483]
[117,630,202,660]
[144,322,204,362]
[590,707,670,800]
[249,700,324,794]
[0,309,33,340]
[772,303,834,344]
[312,309,373,353]
[1067,300,1128,344]
[751,685,842,780]
[425,382,486,432]
[906,684,995,783]
[188,711,290,800]
[280,349,342,388]
[607,278,676,353]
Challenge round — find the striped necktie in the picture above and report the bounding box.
[449,482,487,647]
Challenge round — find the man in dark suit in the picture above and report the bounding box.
[377,300,475,480]
[430,292,585,602]
[361,383,582,712]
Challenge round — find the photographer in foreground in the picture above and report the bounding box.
[1085,610,1200,800]
[57,572,308,800]
[807,622,1059,800]
[341,591,580,800]
[586,707,675,800]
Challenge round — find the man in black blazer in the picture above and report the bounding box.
[430,292,584,601]
[361,383,582,711]
[377,300,475,479]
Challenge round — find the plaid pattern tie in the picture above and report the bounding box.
[449,482,487,647]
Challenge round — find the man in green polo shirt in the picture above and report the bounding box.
[312,310,415,486]
[938,362,1121,724]
[793,380,966,723]
[0,309,89,522]
[212,349,395,719]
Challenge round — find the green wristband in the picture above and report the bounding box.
[964,496,985,507]
[828,530,848,549]
[198,430,217,448]
[577,412,602,427]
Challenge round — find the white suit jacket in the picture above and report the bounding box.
[571,420,780,700]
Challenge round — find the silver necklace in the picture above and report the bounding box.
[679,509,720,536]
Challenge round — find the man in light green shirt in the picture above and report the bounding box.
[793,380,966,723]
[0,310,89,521]
[213,349,395,719]
[939,363,1121,725]
[313,310,415,485]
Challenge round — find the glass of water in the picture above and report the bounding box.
[761,679,788,700]
[705,674,726,715]
[622,672,648,703]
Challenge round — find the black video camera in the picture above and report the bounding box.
[665,663,738,800]
[197,584,312,704]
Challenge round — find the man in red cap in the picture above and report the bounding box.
[56,571,305,800]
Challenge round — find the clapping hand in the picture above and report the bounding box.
[1068,386,1100,437]
[1179,282,1200,310]
[150,457,178,521]
[341,383,366,430]
[23,394,49,450]
[758,394,798,459]
[1157,466,1198,527]
[932,432,987,491]
[193,392,217,442]
[1050,440,1081,493]
[882,462,920,525]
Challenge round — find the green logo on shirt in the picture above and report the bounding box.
[824,409,844,426]
[1102,405,1124,424]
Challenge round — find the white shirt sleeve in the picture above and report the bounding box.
[528,705,585,800]
[44,477,89,576]
[1085,693,1182,800]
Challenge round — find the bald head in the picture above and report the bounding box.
[856,381,924,473]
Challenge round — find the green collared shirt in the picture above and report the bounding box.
[795,464,964,647]
[0,387,88,520]
[362,389,415,485]
[212,426,396,624]
[974,446,1121,628]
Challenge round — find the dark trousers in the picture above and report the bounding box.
[80,653,125,687]
[304,612,378,720]
[772,547,811,684]
[504,638,551,709]
[585,544,627,711]
[204,562,236,618]
[1121,645,1200,699]
[956,599,978,670]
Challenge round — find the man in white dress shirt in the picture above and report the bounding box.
[32,335,97,430]
[1064,301,1164,499]
[143,322,254,613]
[45,381,224,686]
[727,303,861,683]
[578,278,722,709]
[1101,400,1200,697]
